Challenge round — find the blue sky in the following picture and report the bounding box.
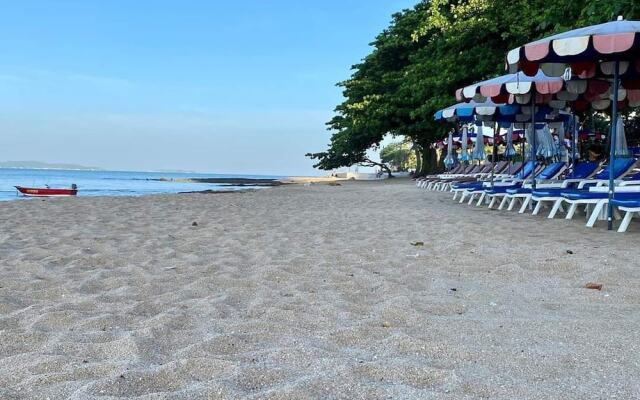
[0,1,415,175]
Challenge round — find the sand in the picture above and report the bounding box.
[0,179,639,399]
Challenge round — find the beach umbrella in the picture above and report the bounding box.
[444,132,454,170]
[471,122,486,162]
[456,70,640,111]
[614,116,630,157]
[505,17,640,229]
[460,126,470,163]
[537,125,555,159]
[555,124,568,160]
[504,125,517,158]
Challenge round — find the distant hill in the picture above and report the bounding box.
[0,161,102,170]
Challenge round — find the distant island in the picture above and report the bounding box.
[0,161,102,170]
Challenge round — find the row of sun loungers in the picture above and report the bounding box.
[416,158,640,232]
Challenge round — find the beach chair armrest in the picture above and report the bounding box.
[619,180,640,186]
[577,179,602,189]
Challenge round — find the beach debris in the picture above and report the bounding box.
[347,273,354,277]
[192,221,198,226]
[585,282,603,291]
[410,241,424,247]
[328,182,341,186]
[566,250,574,254]
[449,288,457,292]
[382,321,391,328]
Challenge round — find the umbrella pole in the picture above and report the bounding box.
[571,115,578,177]
[530,95,537,190]
[607,60,620,231]
[491,122,498,189]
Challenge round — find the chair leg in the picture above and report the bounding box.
[452,191,458,201]
[618,211,634,233]
[586,200,606,228]
[518,196,530,214]
[548,199,563,219]
[613,208,622,220]
[498,196,509,210]
[476,192,486,207]
[467,193,476,205]
[565,203,579,220]
[532,200,543,215]
[488,196,498,209]
[459,192,467,204]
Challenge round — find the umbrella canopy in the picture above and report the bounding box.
[434,100,569,124]
[460,126,470,162]
[505,18,640,230]
[444,132,455,169]
[471,122,486,161]
[457,71,640,111]
[506,19,640,77]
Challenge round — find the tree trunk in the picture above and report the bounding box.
[414,146,422,176]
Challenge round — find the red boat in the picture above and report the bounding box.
[15,185,78,197]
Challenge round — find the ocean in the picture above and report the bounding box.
[0,168,281,201]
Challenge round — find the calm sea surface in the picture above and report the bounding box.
[0,169,281,201]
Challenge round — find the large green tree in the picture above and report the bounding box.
[308,0,640,176]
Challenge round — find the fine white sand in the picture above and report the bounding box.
[1,179,639,399]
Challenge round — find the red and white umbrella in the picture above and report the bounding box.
[505,17,640,230]
[506,18,640,78]
[456,70,640,111]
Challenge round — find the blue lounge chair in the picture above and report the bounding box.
[478,161,539,208]
[532,158,638,221]
[500,162,567,212]
[503,161,601,213]
[451,162,523,201]
[457,161,533,205]
[611,196,640,232]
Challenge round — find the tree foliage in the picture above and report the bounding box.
[308,0,640,175]
[380,141,416,172]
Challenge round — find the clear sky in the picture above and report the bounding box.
[0,1,415,175]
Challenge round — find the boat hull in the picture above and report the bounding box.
[15,186,78,197]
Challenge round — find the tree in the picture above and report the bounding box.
[380,141,416,172]
[308,0,640,176]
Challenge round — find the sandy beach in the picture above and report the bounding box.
[1,179,639,399]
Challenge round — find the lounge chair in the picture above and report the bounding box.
[416,164,465,188]
[419,164,477,189]
[531,158,638,220]
[472,161,539,208]
[611,195,640,232]
[451,161,522,201]
[438,161,509,192]
[499,162,570,212]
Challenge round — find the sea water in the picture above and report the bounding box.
[0,169,281,201]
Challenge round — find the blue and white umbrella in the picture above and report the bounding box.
[614,116,630,157]
[471,122,486,161]
[444,132,455,169]
[537,125,555,159]
[504,125,517,158]
[554,124,567,159]
[460,126,470,162]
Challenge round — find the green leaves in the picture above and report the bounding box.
[308,0,640,173]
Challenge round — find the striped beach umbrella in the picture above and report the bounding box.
[505,17,640,229]
[444,132,454,170]
[460,126,470,163]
